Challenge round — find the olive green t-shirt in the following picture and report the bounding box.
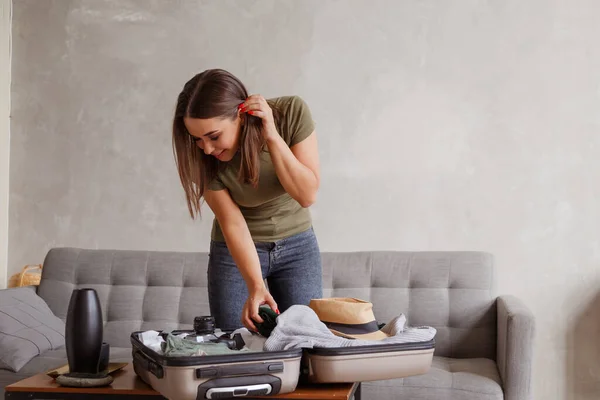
[208,95,316,242]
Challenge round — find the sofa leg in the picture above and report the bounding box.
[354,382,362,400]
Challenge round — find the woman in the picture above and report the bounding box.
[172,69,323,332]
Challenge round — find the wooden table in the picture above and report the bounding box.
[4,363,361,400]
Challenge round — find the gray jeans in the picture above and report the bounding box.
[207,227,323,331]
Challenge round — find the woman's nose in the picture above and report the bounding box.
[203,142,214,155]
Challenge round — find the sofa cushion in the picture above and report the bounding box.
[0,287,66,372]
[362,356,503,400]
[322,251,497,359]
[36,248,210,348]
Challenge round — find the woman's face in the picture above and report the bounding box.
[184,113,242,162]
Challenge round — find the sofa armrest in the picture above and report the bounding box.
[497,295,535,400]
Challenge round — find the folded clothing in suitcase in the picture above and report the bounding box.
[131,330,302,399]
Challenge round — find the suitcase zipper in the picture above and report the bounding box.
[304,338,435,356]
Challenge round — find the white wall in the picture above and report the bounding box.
[0,0,10,290]
[7,1,600,399]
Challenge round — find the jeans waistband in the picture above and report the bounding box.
[253,226,315,251]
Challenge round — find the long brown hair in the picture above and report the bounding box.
[172,69,278,219]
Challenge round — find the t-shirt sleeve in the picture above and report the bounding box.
[207,173,225,191]
[283,96,315,147]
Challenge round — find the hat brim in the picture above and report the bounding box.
[329,328,390,341]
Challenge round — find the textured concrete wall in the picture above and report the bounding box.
[0,0,10,290]
[9,0,600,398]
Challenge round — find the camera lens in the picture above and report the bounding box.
[193,316,215,334]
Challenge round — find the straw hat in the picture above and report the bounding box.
[309,297,390,340]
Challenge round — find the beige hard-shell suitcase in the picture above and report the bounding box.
[131,331,302,399]
[302,339,435,383]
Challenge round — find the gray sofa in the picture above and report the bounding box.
[0,247,535,399]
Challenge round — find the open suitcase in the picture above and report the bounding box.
[132,330,435,399]
[130,330,303,399]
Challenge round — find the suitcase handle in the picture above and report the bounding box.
[197,375,282,399]
[196,361,283,379]
[133,347,164,379]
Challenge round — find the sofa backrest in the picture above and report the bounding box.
[37,248,496,359]
[321,251,497,360]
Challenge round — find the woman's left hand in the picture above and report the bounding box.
[239,94,278,141]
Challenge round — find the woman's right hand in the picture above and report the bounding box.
[242,285,278,332]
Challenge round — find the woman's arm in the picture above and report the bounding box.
[203,188,278,331]
[241,95,320,207]
[265,131,320,207]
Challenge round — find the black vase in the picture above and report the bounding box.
[65,288,104,375]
